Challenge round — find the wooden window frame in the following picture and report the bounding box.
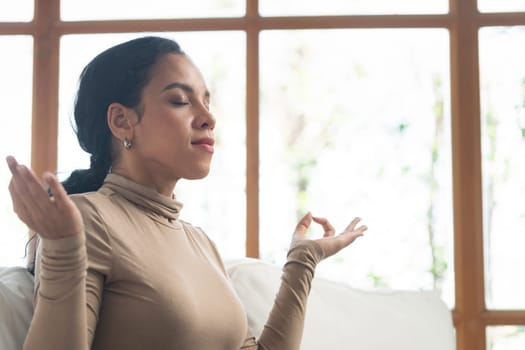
[1,0,525,349]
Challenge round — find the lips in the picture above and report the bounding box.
[191,137,215,146]
[191,137,215,153]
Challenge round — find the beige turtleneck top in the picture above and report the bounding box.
[25,174,324,350]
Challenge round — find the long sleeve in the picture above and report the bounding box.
[24,234,89,350]
[25,195,112,350]
[239,240,324,350]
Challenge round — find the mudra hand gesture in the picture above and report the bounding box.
[292,212,367,259]
[6,156,83,239]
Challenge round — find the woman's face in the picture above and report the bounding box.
[130,53,216,182]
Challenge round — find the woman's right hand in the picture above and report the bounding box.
[6,156,83,239]
[291,212,367,260]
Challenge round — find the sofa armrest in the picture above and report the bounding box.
[0,266,34,350]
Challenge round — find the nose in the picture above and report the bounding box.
[192,103,216,130]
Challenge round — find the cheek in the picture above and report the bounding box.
[147,121,190,154]
[135,107,191,154]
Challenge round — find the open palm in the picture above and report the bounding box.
[6,156,83,239]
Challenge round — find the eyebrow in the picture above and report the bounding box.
[161,82,210,98]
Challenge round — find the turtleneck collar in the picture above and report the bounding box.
[102,173,183,221]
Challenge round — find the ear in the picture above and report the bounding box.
[107,103,137,142]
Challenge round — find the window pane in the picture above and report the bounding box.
[0,36,33,266]
[260,29,454,306]
[478,0,525,13]
[487,326,525,350]
[58,32,246,259]
[480,26,525,309]
[61,0,244,20]
[260,0,447,16]
[0,1,33,22]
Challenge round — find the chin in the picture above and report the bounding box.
[183,166,211,180]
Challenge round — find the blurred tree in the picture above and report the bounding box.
[427,74,447,290]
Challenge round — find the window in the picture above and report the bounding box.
[1,1,525,349]
[259,28,454,305]
[61,0,245,20]
[480,26,525,310]
[478,0,525,13]
[0,1,34,22]
[487,326,525,350]
[259,0,448,16]
[0,36,33,266]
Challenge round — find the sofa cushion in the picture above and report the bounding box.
[0,266,34,350]
[226,258,455,350]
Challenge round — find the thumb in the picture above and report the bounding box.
[294,212,312,238]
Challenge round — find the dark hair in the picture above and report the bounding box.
[61,36,184,194]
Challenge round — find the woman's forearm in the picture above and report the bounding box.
[256,240,324,350]
[24,234,88,350]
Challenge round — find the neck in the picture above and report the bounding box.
[111,161,178,197]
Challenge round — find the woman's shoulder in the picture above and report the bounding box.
[179,221,223,262]
[179,220,208,240]
[179,220,225,271]
[68,191,114,261]
[68,189,119,213]
[69,190,105,202]
[68,191,117,232]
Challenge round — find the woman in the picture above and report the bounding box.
[6,36,367,350]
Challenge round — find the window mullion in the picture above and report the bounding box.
[245,13,260,258]
[450,0,486,349]
[31,0,60,176]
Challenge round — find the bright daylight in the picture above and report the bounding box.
[0,1,524,350]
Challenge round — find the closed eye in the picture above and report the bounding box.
[171,100,190,106]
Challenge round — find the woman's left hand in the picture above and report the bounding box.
[291,212,367,260]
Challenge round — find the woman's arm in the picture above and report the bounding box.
[240,213,366,350]
[6,156,108,349]
[26,235,90,350]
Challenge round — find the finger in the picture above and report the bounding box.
[355,224,368,235]
[294,212,312,238]
[6,157,28,217]
[340,225,368,244]
[343,217,362,233]
[312,216,336,237]
[10,165,50,221]
[18,165,50,204]
[6,155,19,174]
[8,177,36,229]
[8,179,25,215]
[44,172,69,208]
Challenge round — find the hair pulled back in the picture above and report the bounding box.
[62,36,183,194]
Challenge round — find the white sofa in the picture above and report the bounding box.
[0,260,455,349]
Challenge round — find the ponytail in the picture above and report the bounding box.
[62,149,112,195]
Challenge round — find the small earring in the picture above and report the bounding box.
[123,138,132,150]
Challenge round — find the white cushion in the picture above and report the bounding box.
[0,266,34,350]
[226,258,455,350]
